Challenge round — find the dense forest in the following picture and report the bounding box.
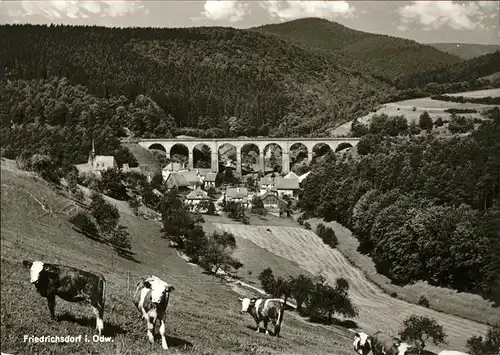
[429,43,500,60]
[0,23,395,140]
[300,107,500,302]
[254,18,462,82]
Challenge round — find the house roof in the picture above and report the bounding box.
[180,170,202,185]
[164,162,185,172]
[75,163,93,174]
[186,188,210,200]
[283,171,299,179]
[165,172,190,188]
[197,168,212,177]
[260,176,274,185]
[298,171,311,182]
[260,191,278,200]
[226,187,248,199]
[275,177,300,190]
[205,172,217,182]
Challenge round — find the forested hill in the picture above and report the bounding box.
[0,23,394,140]
[429,43,500,60]
[398,50,500,89]
[253,18,462,82]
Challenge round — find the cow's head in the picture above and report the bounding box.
[143,277,174,305]
[395,342,412,355]
[238,297,257,313]
[353,332,372,355]
[22,260,45,284]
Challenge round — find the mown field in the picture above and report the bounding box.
[0,160,353,355]
[212,223,489,353]
[330,88,499,137]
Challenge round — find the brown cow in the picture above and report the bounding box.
[22,260,106,335]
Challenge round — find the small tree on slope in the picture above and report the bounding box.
[399,315,447,352]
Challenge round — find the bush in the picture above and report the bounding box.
[128,196,141,216]
[467,325,500,355]
[418,295,430,308]
[390,292,398,298]
[70,211,99,238]
[258,268,276,295]
[304,222,311,230]
[89,192,120,235]
[322,227,338,248]
[434,117,444,127]
[109,224,132,252]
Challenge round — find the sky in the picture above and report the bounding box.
[1,0,499,45]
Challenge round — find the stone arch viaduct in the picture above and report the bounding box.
[135,137,360,175]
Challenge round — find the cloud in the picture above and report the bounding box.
[398,1,498,31]
[259,0,356,22]
[7,0,148,21]
[200,1,250,22]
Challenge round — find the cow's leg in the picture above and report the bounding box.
[159,319,168,350]
[146,318,155,344]
[92,306,104,336]
[47,294,56,320]
[255,320,260,333]
[263,319,269,335]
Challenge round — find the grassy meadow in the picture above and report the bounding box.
[0,160,353,355]
[212,222,490,353]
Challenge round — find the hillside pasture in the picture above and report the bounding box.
[330,88,499,137]
[212,223,489,353]
[0,161,352,355]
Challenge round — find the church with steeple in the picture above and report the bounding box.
[75,139,117,176]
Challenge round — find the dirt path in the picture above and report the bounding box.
[215,224,487,353]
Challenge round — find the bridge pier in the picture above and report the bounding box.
[282,152,290,174]
[259,152,265,173]
[188,151,193,170]
[236,149,242,176]
[211,152,219,173]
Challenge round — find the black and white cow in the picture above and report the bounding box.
[133,275,175,350]
[239,297,285,337]
[22,260,106,335]
[352,330,413,355]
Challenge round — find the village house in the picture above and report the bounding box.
[184,187,212,212]
[283,171,299,179]
[75,140,117,177]
[164,170,202,192]
[259,175,276,194]
[225,187,249,205]
[298,171,311,183]
[258,190,289,216]
[203,172,217,189]
[162,162,187,181]
[275,177,300,198]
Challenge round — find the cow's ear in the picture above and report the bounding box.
[143,280,152,288]
[22,260,32,269]
[238,297,243,301]
[167,285,175,292]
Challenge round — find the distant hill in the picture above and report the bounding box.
[0,24,395,144]
[429,43,500,60]
[399,50,500,89]
[253,18,462,82]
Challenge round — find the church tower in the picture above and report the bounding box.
[88,138,96,168]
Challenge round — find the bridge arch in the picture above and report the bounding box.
[218,143,237,172]
[335,142,353,153]
[170,143,189,167]
[263,143,283,174]
[289,142,308,173]
[241,143,260,173]
[193,143,212,169]
[148,143,167,154]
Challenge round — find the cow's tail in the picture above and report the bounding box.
[276,299,285,337]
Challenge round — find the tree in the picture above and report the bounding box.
[351,118,369,137]
[419,111,433,131]
[89,192,120,235]
[99,167,128,200]
[184,224,208,263]
[273,276,292,306]
[207,186,217,198]
[467,325,500,355]
[66,170,79,193]
[159,188,195,245]
[258,268,276,295]
[399,315,447,351]
[434,117,444,127]
[69,211,99,238]
[290,274,314,311]
[109,224,132,253]
[201,231,242,275]
[251,195,265,215]
[448,114,474,134]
